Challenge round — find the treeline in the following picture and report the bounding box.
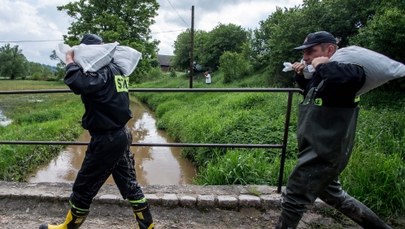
[0,44,63,81]
[172,0,405,88]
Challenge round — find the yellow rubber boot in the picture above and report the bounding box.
[130,198,154,229]
[39,207,89,229]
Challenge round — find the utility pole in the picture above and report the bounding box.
[189,5,195,88]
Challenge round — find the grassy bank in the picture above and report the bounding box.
[134,72,404,218]
[0,80,84,181]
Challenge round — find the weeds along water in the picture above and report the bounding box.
[0,80,83,182]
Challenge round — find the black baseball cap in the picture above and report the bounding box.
[293,31,336,50]
[80,34,103,45]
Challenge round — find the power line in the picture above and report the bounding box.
[151,29,185,34]
[166,0,189,27]
[0,39,63,43]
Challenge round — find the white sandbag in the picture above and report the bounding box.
[55,42,141,75]
[73,42,118,73]
[112,46,142,76]
[330,46,405,95]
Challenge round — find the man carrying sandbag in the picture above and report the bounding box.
[40,34,154,229]
[275,31,393,229]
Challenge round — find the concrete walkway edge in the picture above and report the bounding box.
[0,181,328,211]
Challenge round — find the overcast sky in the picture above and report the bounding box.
[0,0,302,66]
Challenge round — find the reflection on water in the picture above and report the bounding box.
[29,101,196,185]
[0,110,12,127]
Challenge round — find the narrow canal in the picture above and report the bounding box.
[28,100,197,185]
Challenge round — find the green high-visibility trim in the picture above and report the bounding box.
[129,197,147,204]
[313,96,360,106]
[314,98,323,106]
[69,200,90,213]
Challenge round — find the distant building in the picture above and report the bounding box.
[157,54,173,72]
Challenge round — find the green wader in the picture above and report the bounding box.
[276,103,392,229]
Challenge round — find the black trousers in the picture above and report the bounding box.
[70,127,144,209]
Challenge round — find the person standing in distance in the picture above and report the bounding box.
[40,34,154,229]
[275,31,392,229]
[204,71,212,84]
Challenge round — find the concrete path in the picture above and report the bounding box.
[0,181,362,228]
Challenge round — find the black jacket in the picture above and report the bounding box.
[64,62,132,133]
[295,61,365,107]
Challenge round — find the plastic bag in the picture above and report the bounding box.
[282,62,293,72]
[283,61,315,79]
[112,46,142,76]
[330,46,405,95]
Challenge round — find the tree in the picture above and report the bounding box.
[57,0,159,82]
[49,50,66,80]
[219,51,252,83]
[248,27,271,71]
[350,7,405,63]
[350,4,405,90]
[26,62,56,81]
[172,29,193,70]
[197,23,248,70]
[0,44,28,79]
[172,30,209,71]
[253,0,386,86]
[255,6,307,86]
[172,23,248,72]
[300,0,381,46]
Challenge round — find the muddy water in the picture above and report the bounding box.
[28,100,196,185]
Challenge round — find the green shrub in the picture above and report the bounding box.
[219,51,252,83]
[169,69,177,78]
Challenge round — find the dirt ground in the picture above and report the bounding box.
[0,182,402,229]
[0,198,364,229]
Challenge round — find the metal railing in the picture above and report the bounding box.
[0,87,303,192]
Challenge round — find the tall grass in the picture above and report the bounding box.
[341,90,405,217]
[135,83,299,167]
[134,73,404,218]
[195,149,297,186]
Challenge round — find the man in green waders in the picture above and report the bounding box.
[275,31,392,229]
